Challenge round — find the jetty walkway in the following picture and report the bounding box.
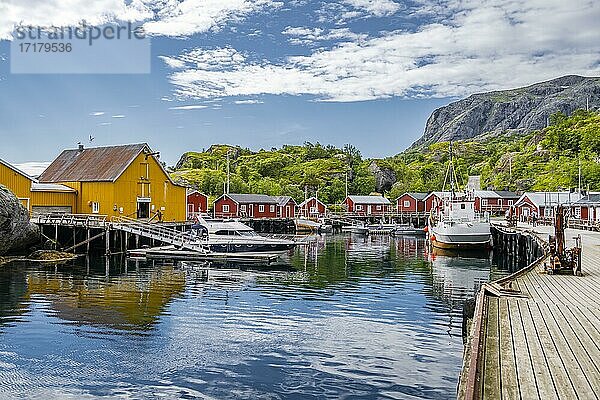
[460,224,600,399]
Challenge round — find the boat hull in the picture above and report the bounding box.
[208,242,295,254]
[428,223,491,249]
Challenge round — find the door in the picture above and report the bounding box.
[249,204,254,217]
[137,198,151,219]
[367,205,372,215]
[286,206,291,218]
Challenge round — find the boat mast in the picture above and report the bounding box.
[442,141,457,196]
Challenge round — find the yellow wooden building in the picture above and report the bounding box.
[38,143,186,221]
[0,157,77,213]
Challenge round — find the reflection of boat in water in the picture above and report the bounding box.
[192,218,297,254]
[351,225,369,235]
[392,224,426,236]
[429,253,492,303]
[428,143,491,249]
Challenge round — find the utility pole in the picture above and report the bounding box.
[509,154,512,182]
[578,158,582,195]
[345,169,349,198]
[226,150,230,194]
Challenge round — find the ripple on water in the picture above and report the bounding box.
[0,235,508,399]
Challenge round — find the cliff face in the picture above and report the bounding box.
[0,185,40,255]
[411,75,600,148]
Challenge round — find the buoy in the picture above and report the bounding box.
[423,226,428,232]
[430,235,436,242]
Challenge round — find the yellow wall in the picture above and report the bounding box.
[0,162,32,200]
[30,191,77,211]
[55,154,186,221]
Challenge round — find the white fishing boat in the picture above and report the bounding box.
[428,144,491,249]
[190,218,297,254]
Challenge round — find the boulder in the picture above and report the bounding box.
[0,185,40,255]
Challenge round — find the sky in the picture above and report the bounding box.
[1,0,599,170]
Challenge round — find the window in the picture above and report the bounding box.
[403,200,410,208]
[356,205,363,211]
[223,204,230,213]
[240,205,246,212]
[508,200,514,206]
[92,202,100,214]
[259,205,265,212]
[498,199,503,207]
[481,199,488,206]
[376,205,382,210]
[461,204,466,209]
[575,207,581,219]
[270,205,275,212]
[310,207,317,214]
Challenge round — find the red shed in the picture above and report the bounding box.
[396,192,427,213]
[423,192,444,212]
[274,196,297,218]
[187,190,208,219]
[298,197,327,218]
[213,193,278,219]
[474,190,519,214]
[514,192,583,220]
[344,195,391,216]
[572,193,600,222]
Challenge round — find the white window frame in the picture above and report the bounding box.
[356,204,363,211]
[498,199,503,207]
[92,202,100,214]
[240,204,246,212]
[376,205,382,211]
[270,205,275,213]
[575,207,581,219]
[508,200,514,206]
[310,206,317,214]
[223,204,230,213]
[403,200,410,208]
[481,199,488,206]
[259,204,265,212]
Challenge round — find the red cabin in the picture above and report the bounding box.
[274,196,297,218]
[514,192,583,221]
[298,197,327,218]
[344,195,391,216]
[474,190,519,214]
[572,194,600,222]
[213,194,278,219]
[396,193,427,213]
[423,192,444,212]
[187,190,208,219]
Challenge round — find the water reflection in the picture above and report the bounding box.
[0,234,510,399]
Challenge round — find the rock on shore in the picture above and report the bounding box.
[0,185,40,255]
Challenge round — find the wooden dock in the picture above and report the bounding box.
[460,225,600,399]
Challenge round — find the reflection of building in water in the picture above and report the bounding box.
[394,236,426,259]
[429,252,491,307]
[25,266,186,330]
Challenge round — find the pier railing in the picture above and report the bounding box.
[111,216,208,253]
[34,213,108,228]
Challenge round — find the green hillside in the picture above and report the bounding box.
[170,110,600,204]
[384,109,600,199]
[170,143,376,204]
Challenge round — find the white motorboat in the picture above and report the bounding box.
[428,144,491,249]
[392,224,426,236]
[190,218,297,254]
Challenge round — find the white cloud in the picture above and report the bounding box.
[112,114,125,118]
[342,0,400,17]
[282,26,367,45]
[99,122,112,126]
[90,111,105,116]
[142,0,283,37]
[0,0,152,40]
[0,0,282,40]
[166,0,600,102]
[168,105,208,110]
[234,99,264,104]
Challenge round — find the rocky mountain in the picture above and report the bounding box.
[411,75,600,149]
[0,185,39,255]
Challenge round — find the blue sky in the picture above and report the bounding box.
[1,0,599,169]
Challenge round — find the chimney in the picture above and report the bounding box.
[78,143,84,152]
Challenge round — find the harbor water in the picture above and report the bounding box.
[0,235,513,399]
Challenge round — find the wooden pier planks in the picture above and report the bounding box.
[464,227,600,400]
